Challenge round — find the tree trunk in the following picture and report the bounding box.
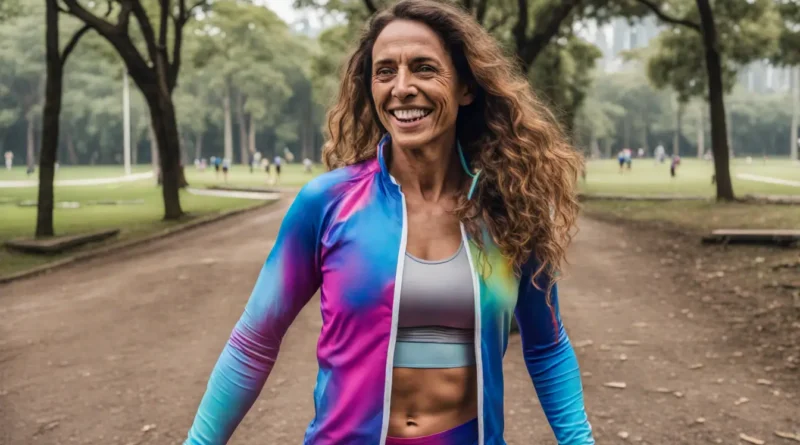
[696,0,734,200]
[36,0,63,238]
[674,102,683,157]
[149,119,159,175]
[132,140,138,165]
[26,116,35,169]
[791,66,799,161]
[235,91,248,165]
[247,114,256,155]
[195,132,203,160]
[223,87,233,163]
[604,138,612,159]
[142,87,185,219]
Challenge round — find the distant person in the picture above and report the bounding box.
[273,155,282,184]
[4,151,12,170]
[222,158,230,182]
[252,152,262,174]
[670,154,681,178]
[303,157,313,174]
[617,149,626,173]
[211,156,221,178]
[654,143,665,164]
[624,148,632,170]
[183,2,593,444]
[637,147,644,158]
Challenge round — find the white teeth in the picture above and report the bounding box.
[393,109,429,120]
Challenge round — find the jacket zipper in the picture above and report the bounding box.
[379,177,408,445]
[461,224,484,445]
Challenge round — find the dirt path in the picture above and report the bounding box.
[0,201,797,445]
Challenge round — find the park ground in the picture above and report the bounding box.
[0,196,798,445]
[0,158,798,444]
[0,164,318,277]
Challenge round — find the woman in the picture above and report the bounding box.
[184,1,594,444]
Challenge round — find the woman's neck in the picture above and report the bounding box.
[389,136,464,203]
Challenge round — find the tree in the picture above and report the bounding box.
[59,0,210,219]
[0,7,47,169]
[773,0,800,161]
[37,0,91,237]
[635,0,779,201]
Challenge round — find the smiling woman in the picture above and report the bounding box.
[184,1,594,444]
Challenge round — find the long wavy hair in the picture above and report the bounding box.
[323,0,582,290]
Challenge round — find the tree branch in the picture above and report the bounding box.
[130,0,160,64]
[60,0,116,35]
[519,0,582,68]
[486,9,513,33]
[362,0,377,14]
[512,0,529,66]
[60,24,91,65]
[475,0,488,25]
[159,0,168,52]
[61,0,152,81]
[635,0,701,31]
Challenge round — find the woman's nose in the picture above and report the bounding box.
[392,68,417,100]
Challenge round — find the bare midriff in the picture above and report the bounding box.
[388,366,478,437]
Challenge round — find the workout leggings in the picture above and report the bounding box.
[385,418,479,445]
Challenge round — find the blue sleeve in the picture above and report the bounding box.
[184,185,325,444]
[515,269,594,444]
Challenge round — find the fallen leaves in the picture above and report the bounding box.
[739,433,765,444]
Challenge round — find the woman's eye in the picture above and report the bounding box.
[418,65,435,72]
[376,68,393,76]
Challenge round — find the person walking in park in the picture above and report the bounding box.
[670,154,681,178]
[221,157,230,183]
[4,151,12,170]
[184,1,594,444]
[273,154,282,184]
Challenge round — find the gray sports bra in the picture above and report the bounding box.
[393,243,476,368]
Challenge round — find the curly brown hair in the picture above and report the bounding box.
[323,0,582,290]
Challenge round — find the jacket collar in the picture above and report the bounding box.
[376,133,402,197]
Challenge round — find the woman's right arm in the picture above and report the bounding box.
[184,184,325,444]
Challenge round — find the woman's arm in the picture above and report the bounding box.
[184,185,326,444]
[515,270,594,445]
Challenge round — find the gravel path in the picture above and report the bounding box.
[0,199,796,445]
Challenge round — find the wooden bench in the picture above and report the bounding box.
[5,229,120,254]
[702,229,800,247]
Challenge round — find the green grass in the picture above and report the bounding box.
[186,163,320,188]
[582,200,800,232]
[0,165,152,181]
[0,163,321,277]
[580,158,800,197]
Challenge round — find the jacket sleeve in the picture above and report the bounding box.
[184,184,325,444]
[515,267,594,444]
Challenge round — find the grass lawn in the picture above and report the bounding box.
[0,164,321,277]
[580,158,800,197]
[0,165,153,181]
[582,200,800,232]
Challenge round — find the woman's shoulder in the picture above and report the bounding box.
[295,158,380,208]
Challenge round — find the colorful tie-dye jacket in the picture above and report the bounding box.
[185,137,594,445]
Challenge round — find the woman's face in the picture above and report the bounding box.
[371,19,473,150]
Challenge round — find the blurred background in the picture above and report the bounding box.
[0,0,797,444]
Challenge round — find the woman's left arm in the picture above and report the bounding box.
[515,271,595,444]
